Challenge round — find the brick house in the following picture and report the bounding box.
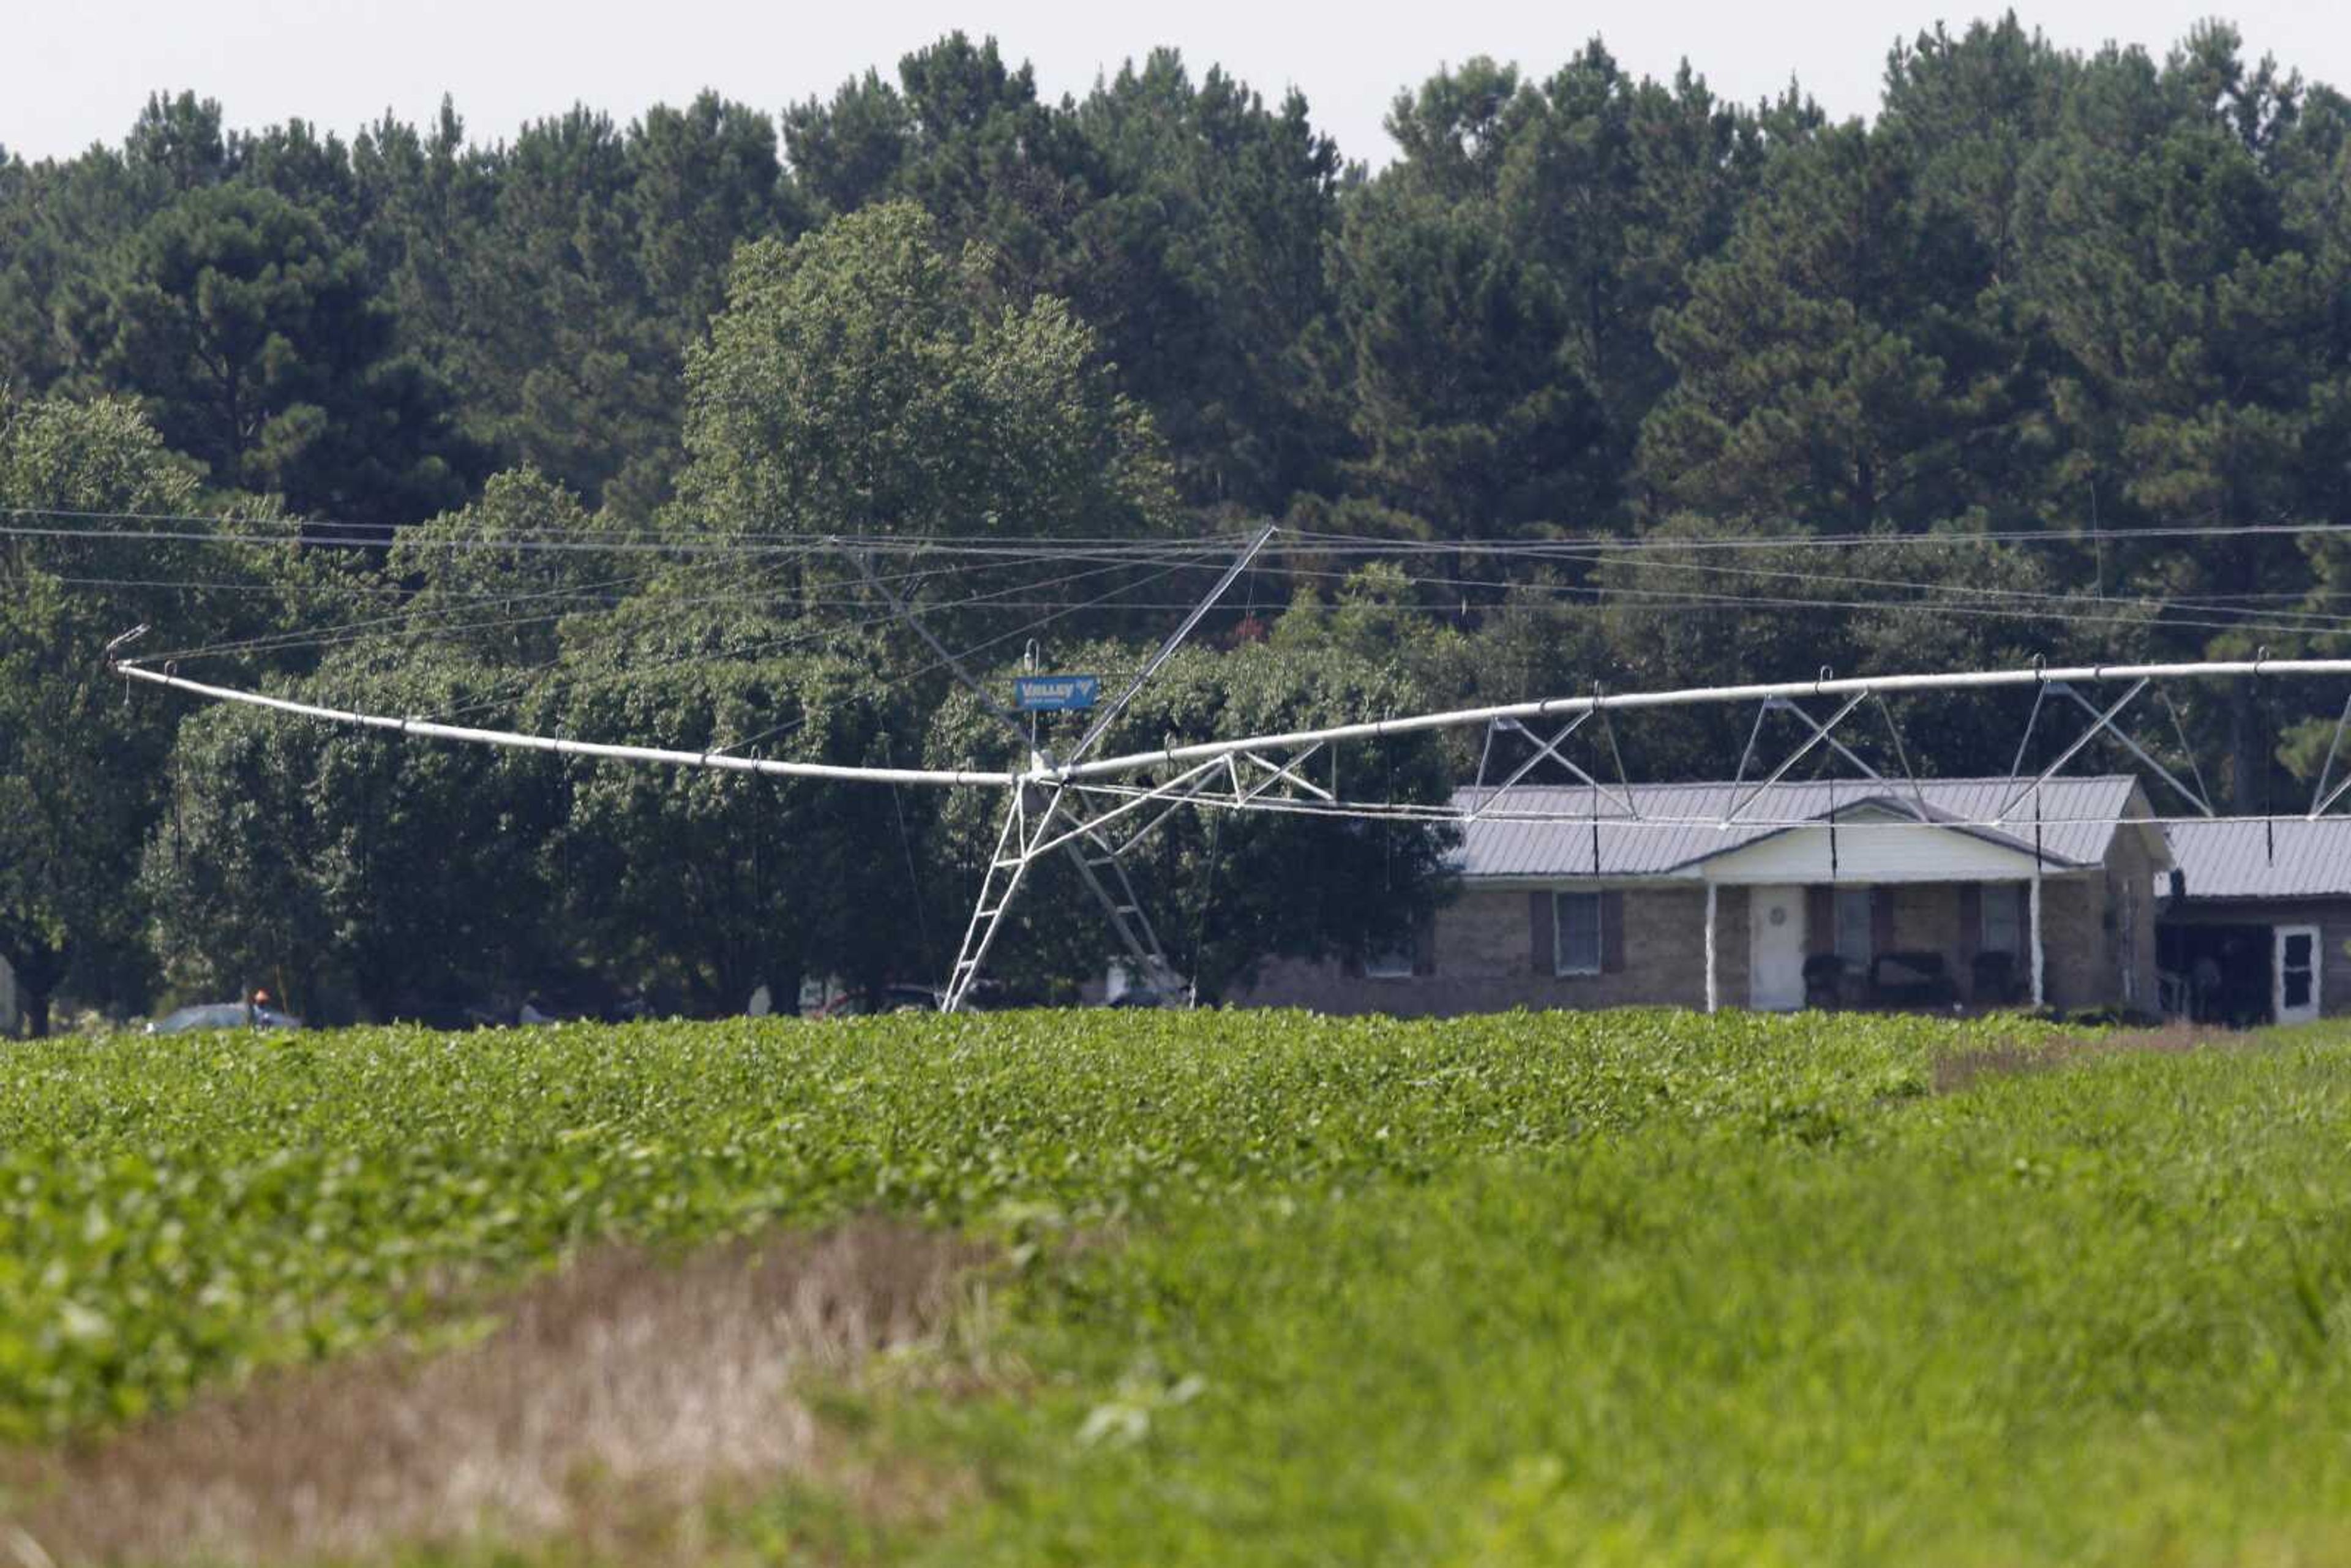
[1234,776,2170,1018]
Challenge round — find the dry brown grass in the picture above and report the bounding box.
[1,1221,987,1567]
[1930,1021,2256,1095]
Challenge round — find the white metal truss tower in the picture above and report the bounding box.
[857,528,1275,1011]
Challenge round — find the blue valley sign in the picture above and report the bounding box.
[1013,675,1101,712]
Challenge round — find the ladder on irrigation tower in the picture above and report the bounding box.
[853,527,1272,1011]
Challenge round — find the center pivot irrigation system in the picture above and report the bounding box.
[102,525,2351,1013]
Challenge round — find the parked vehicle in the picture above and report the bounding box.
[819,985,947,1018]
[146,1001,305,1035]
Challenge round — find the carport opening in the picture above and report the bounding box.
[2160,924,2273,1026]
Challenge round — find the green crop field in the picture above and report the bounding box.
[6,1009,2351,1565]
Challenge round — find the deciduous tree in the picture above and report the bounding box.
[673,201,1175,543]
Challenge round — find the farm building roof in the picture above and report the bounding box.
[1450,776,2148,879]
[2163,819,2351,900]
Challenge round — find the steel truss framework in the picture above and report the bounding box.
[99,532,2351,1013]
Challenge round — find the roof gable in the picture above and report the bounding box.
[1698,811,2062,883]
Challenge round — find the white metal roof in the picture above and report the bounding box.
[2164,819,2351,900]
[1452,776,2148,880]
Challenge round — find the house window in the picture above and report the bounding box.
[1364,936,1416,980]
[1554,891,1602,976]
[1835,888,1874,967]
[1981,883,2025,956]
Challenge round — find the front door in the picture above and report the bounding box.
[1749,885,1808,1011]
[2276,925,2322,1025]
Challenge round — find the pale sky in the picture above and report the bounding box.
[8,0,2348,168]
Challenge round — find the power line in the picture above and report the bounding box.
[15,504,2351,556]
[708,557,1207,758]
[1529,550,2351,631]
[132,538,1232,667]
[1272,561,2351,642]
[63,559,2351,672]
[413,547,1220,730]
[1277,519,2347,555]
[47,568,2351,640]
[0,510,1259,556]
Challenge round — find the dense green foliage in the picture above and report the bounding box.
[9,17,2351,1027]
[0,1007,1993,1439]
[0,396,277,1037]
[11,1010,2351,1565]
[675,202,1177,542]
[88,182,482,534]
[8,18,2346,582]
[906,1030,2351,1566]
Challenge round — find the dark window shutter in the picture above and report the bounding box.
[1601,890,1627,973]
[1957,884,1982,965]
[1870,887,1895,954]
[1805,886,1835,957]
[1412,909,1437,977]
[1530,891,1555,975]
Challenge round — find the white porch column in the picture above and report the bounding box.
[2029,871,2045,1008]
[1704,882,1719,1015]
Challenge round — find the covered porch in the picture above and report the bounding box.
[1700,878,2054,1014]
[1685,800,2156,1015]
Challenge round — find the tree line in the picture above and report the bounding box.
[5,17,2350,1031]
